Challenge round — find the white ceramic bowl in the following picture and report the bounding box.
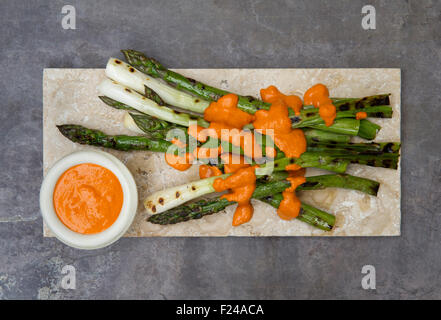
[40,150,138,250]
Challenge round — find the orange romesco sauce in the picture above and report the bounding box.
[213,164,258,226]
[199,164,222,178]
[303,84,336,126]
[253,86,308,219]
[259,85,303,115]
[164,152,193,171]
[192,145,223,160]
[53,163,123,234]
[254,86,307,159]
[162,83,336,226]
[356,111,368,120]
[278,176,306,220]
[220,153,251,173]
[171,138,187,149]
[204,94,255,130]
[189,94,262,159]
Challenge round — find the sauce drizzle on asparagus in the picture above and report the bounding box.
[162,84,341,224]
[304,84,337,126]
[253,86,308,219]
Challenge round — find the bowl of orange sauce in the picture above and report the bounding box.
[40,150,138,249]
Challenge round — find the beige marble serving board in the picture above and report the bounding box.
[43,68,401,237]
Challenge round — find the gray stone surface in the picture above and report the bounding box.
[0,0,440,299]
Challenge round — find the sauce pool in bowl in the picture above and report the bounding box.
[53,163,124,234]
[40,150,138,250]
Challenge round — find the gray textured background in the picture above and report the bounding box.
[0,0,440,299]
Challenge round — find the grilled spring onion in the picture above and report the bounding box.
[105,57,210,113]
[147,172,380,230]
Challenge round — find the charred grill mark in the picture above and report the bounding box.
[372,96,390,106]
[191,186,196,191]
[300,181,319,188]
[158,198,164,205]
[366,160,376,166]
[115,59,121,64]
[355,101,364,109]
[291,116,301,124]
[129,67,135,72]
[383,143,395,153]
[245,95,257,103]
[305,112,316,117]
[372,184,380,195]
[211,93,222,100]
[339,103,350,111]
[382,159,393,168]
[151,205,156,213]
[371,98,381,105]
[125,88,131,93]
[176,191,181,198]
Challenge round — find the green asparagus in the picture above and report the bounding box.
[57,124,172,152]
[122,49,391,115]
[148,172,379,229]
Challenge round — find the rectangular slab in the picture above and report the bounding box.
[43,68,400,236]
